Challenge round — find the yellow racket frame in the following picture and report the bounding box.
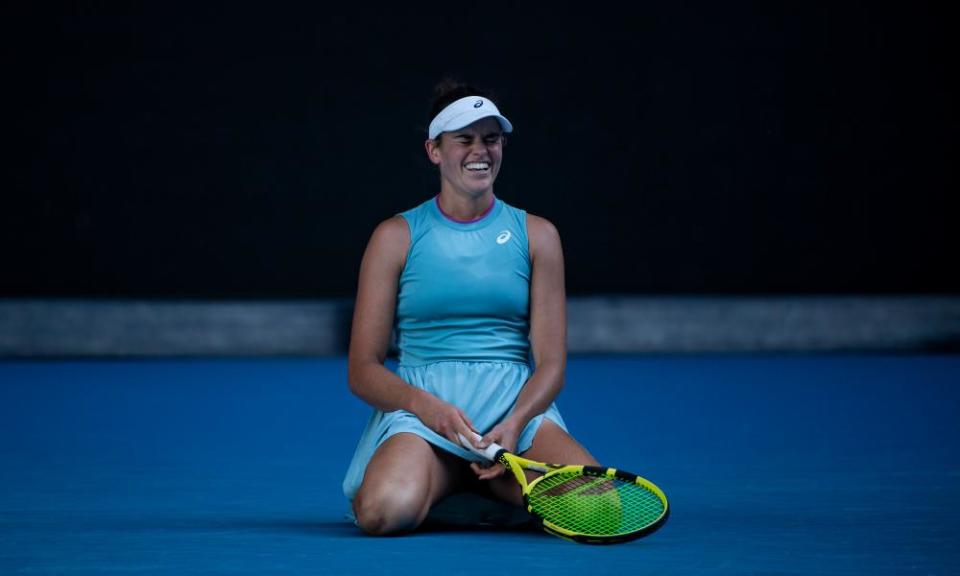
[459,432,670,544]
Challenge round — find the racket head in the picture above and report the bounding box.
[524,465,669,544]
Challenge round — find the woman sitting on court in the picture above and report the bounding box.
[342,80,598,535]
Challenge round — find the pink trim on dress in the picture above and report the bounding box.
[434,194,496,224]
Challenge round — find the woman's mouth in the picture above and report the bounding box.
[464,162,491,173]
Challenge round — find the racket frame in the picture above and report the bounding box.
[458,432,670,544]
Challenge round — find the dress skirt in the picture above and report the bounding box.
[342,360,566,501]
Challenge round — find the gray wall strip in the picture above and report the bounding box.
[0,300,352,357]
[566,296,960,353]
[1,296,958,357]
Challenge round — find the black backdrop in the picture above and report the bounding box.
[4,4,955,298]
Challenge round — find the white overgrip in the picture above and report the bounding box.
[456,430,503,462]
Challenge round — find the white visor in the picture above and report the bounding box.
[428,96,513,140]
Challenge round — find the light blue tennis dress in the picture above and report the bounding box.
[342,196,567,502]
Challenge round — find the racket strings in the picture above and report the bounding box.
[528,472,665,536]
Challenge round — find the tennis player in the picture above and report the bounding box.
[343,80,597,535]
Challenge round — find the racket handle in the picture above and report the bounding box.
[456,431,504,462]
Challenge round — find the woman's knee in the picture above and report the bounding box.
[353,481,430,535]
[352,433,462,535]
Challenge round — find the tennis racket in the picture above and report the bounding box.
[457,431,669,544]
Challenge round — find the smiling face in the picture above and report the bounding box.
[425,117,505,199]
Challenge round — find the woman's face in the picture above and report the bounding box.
[426,117,505,198]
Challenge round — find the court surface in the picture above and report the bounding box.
[2,355,958,574]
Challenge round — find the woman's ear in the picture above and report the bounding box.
[424,137,442,165]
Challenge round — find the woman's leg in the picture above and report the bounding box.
[486,419,599,506]
[352,432,465,535]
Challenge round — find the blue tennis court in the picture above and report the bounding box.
[2,354,958,574]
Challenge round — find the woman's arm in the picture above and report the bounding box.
[474,213,566,477]
[347,216,478,444]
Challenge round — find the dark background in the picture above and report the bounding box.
[3,3,955,298]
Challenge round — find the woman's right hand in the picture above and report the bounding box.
[411,392,477,446]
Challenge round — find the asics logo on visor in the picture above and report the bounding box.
[474,100,483,108]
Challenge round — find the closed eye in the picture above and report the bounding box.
[451,133,503,146]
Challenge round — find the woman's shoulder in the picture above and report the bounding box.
[365,215,411,268]
[524,212,562,261]
[524,212,561,241]
[369,215,409,244]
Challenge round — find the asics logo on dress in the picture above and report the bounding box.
[496,230,512,244]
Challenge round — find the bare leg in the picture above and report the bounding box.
[487,419,599,506]
[352,432,465,535]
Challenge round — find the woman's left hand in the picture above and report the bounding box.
[470,418,523,481]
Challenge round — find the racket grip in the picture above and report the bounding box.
[456,431,504,462]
